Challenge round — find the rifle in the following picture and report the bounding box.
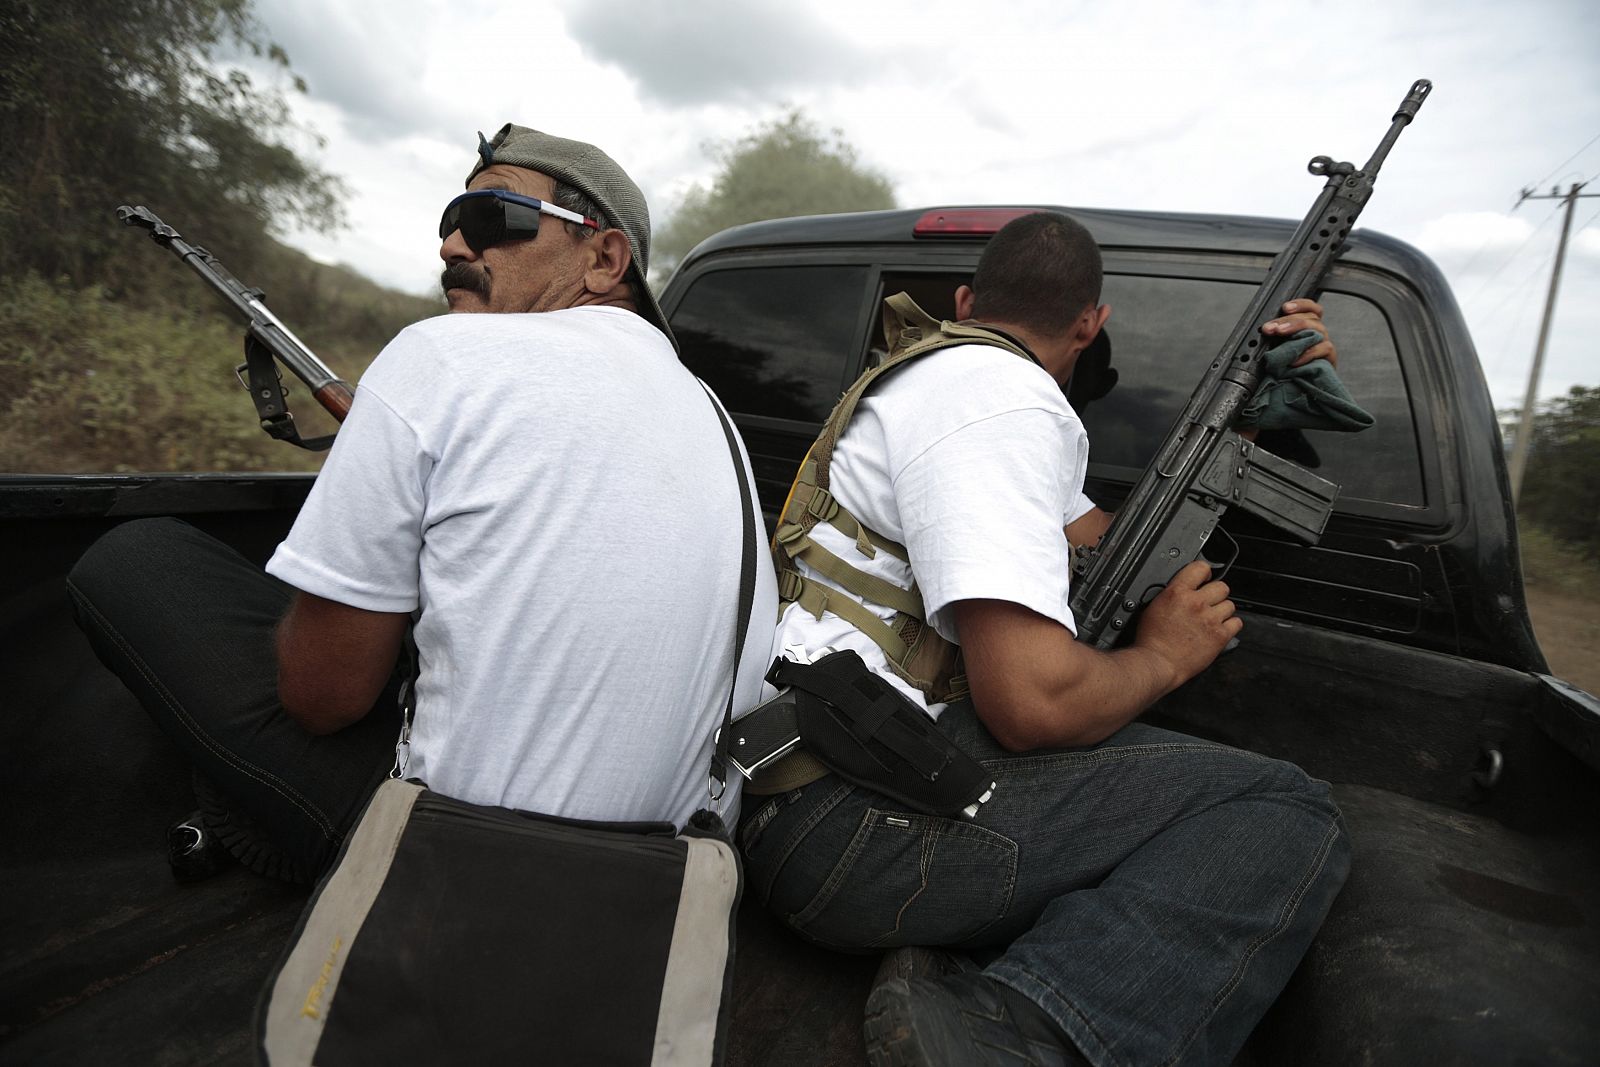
[115,205,355,450]
[1068,79,1431,648]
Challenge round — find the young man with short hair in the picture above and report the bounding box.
[741,212,1349,1067]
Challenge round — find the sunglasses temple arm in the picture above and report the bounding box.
[116,205,356,444]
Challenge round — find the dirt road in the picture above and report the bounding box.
[1526,585,1600,694]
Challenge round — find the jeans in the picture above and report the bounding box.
[66,518,399,881]
[739,699,1349,1067]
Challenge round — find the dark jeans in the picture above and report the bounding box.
[66,518,399,882]
[740,700,1350,1067]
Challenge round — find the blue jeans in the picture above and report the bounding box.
[739,700,1349,1067]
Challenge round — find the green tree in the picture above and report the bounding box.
[0,0,442,475]
[653,110,895,280]
[0,0,343,291]
[1517,385,1600,556]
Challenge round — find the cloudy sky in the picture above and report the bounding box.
[245,0,1599,413]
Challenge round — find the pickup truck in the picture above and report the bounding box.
[3,205,1597,1066]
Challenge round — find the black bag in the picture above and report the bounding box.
[256,384,759,1066]
[257,783,742,1064]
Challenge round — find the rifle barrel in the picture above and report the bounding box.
[116,205,353,425]
[1068,79,1430,648]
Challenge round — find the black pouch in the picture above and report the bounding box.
[766,651,996,819]
[256,780,741,1066]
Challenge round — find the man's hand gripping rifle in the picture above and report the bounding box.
[1069,79,1431,649]
[116,205,355,450]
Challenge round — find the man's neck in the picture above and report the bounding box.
[964,318,1078,384]
[569,283,639,317]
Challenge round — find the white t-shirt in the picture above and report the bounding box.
[774,343,1093,718]
[267,307,776,827]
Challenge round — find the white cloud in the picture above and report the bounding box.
[251,0,468,143]
[1573,225,1600,262]
[252,0,1600,406]
[560,0,869,106]
[1415,212,1534,255]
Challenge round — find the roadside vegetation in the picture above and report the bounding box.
[1511,386,1600,689]
[1513,386,1600,561]
[0,0,437,474]
[1518,517,1600,689]
[1519,521,1600,599]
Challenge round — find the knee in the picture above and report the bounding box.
[1272,759,1345,832]
[67,517,194,622]
[1262,759,1352,888]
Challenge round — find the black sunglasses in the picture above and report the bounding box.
[438,189,601,252]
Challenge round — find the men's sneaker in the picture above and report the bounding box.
[165,810,233,882]
[863,972,1090,1067]
[872,945,981,989]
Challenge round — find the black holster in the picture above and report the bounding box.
[766,651,995,819]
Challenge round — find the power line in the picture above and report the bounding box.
[1458,150,1600,304]
[1462,201,1562,307]
[1478,247,1556,326]
[1526,131,1600,193]
[1475,249,1556,380]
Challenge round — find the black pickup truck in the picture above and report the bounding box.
[4,205,1598,1066]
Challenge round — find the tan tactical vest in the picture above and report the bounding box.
[774,292,1042,705]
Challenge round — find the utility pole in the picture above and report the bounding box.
[1507,181,1598,503]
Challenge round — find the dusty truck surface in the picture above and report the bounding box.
[4,204,1599,1065]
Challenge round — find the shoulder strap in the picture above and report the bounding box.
[699,382,758,802]
[811,293,1042,492]
[769,294,1049,706]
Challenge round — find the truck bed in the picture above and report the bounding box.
[4,509,1597,1065]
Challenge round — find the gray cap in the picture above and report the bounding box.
[469,123,676,350]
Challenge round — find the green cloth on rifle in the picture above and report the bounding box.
[1238,329,1375,432]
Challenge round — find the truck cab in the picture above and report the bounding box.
[660,205,1600,1063]
[3,205,1597,1065]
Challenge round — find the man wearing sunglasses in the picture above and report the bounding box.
[70,125,776,885]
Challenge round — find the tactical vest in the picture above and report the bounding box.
[774,292,1043,705]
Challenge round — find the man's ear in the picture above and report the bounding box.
[954,284,976,320]
[583,229,633,294]
[1076,303,1111,346]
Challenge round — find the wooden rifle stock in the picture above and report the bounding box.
[313,382,356,423]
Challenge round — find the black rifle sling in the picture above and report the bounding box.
[241,336,336,451]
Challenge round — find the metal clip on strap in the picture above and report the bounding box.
[240,337,335,451]
[390,629,419,779]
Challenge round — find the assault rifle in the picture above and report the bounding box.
[115,205,355,450]
[1068,79,1431,648]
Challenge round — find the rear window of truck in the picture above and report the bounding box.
[879,270,1425,508]
[672,265,870,423]
[671,260,1425,512]
[1087,277,1423,507]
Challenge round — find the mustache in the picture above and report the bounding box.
[441,262,489,297]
